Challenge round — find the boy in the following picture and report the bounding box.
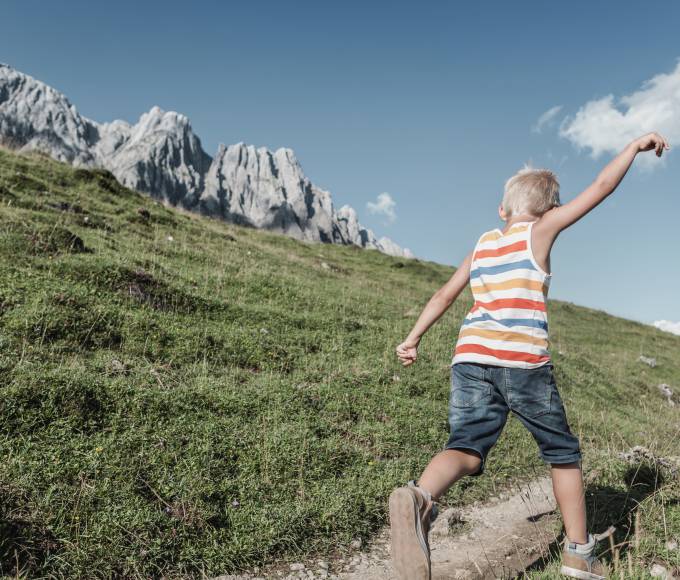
[391,132,670,580]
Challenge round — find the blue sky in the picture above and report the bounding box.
[2,1,679,327]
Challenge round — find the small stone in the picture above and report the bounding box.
[166,235,174,242]
[650,563,669,578]
[317,561,329,570]
[666,539,678,551]
[658,384,675,406]
[109,359,126,373]
[289,563,305,571]
[639,355,657,367]
[350,538,362,550]
[321,261,331,270]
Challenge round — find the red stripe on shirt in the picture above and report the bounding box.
[470,298,546,313]
[474,240,527,260]
[453,343,551,364]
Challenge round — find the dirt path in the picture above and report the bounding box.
[220,476,563,579]
[337,477,560,579]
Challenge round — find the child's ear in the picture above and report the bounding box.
[498,204,506,221]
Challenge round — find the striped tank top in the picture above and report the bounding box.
[451,220,552,369]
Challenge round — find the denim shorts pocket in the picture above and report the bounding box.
[450,383,492,408]
[450,365,491,408]
[510,364,554,418]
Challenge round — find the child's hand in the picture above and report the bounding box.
[396,338,420,366]
[633,132,670,157]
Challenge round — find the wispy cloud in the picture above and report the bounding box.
[559,60,680,168]
[532,105,563,133]
[366,192,397,223]
[653,319,680,336]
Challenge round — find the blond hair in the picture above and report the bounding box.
[502,165,561,218]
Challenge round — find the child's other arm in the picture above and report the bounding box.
[537,132,670,238]
[395,250,473,366]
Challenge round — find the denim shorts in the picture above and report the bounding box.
[445,361,581,476]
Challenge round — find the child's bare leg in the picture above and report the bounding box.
[416,448,482,500]
[551,462,588,544]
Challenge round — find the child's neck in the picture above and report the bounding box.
[501,213,540,231]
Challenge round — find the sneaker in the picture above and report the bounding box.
[389,480,439,580]
[560,526,615,580]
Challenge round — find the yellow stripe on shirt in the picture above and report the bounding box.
[471,278,547,295]
[457,327,549,348]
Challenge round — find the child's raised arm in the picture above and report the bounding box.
[395,250,474,366]
[537,132,670,237]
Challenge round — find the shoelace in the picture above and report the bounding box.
[407,480,439,523]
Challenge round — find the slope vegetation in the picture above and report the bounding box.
[0,148,677,577]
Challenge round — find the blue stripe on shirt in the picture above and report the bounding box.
[462,312,548,331]
[469,259,536,280]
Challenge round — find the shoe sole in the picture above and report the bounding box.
[560,564,605,580]
[389,487,430,580]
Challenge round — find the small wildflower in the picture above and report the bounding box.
[95,446,103,453]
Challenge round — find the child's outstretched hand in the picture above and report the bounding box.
[396,338,419,366]
[634,132,670,157]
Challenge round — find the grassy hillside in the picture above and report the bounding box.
[0,147,678,578]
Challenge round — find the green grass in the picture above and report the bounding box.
[0,147,678,578]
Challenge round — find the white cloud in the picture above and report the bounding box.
[366,192,397,223]
[559,60,680,168]
[532,105,563,133]
[653,320,680,336]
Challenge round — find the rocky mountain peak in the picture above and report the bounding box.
[0,64,413,258]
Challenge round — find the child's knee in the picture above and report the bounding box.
[456,449,483,473]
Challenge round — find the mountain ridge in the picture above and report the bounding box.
[0,63,413,258]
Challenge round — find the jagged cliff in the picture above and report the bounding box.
[0,64,413,257]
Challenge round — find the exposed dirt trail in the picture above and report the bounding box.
[336,476,561,579]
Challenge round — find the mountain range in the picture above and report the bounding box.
[0,64,413,258]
